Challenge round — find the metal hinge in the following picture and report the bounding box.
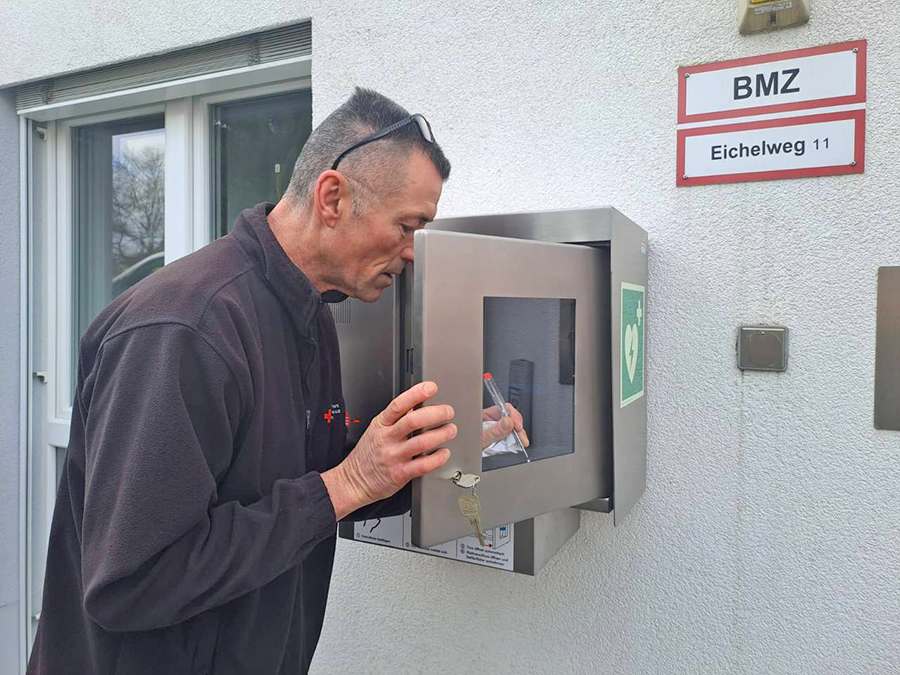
[33,126,47,141]
[33,371,48,383]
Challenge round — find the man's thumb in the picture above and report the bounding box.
[490,418,513,439]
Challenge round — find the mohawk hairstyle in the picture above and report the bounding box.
[285,87,450,212]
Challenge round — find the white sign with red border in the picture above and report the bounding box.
[677,40,866,187]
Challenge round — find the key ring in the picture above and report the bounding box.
[450,471,480,490]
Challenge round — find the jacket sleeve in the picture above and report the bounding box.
[342,483,412,522]
[79,323,337,632]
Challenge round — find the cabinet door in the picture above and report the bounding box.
[411,230,610,547]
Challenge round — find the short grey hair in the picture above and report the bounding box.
[285,87,451,213]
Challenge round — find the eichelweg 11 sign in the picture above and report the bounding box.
[677,40,866,187]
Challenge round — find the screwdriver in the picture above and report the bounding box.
[483,372,530,462]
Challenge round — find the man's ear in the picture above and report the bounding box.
[314,170,349,229]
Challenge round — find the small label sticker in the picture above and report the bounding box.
[354,511,515,571]
[755,1,792,14]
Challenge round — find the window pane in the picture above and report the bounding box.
[56,447,67,489]
[482,297,576,472]
[212,89,313,236]
[73,116,165,392]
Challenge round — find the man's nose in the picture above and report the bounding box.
[400,246,414,263]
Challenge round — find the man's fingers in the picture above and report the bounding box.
[505,403,523,426]
[483,404,526,428]
[482,405,502,422]
[518,427,530,447]
[505,403,530,447]
[482,417,530,450]
[481,404,530,448]
[379,381,438,427]
[403,448,451,481]
[482,417,513,449]
[394,404,455,438]
[399,424,457,458]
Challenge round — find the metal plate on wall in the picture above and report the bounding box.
[738,326,789,372]
[875,267,900,431]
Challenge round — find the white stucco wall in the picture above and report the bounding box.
[1,2,897,674]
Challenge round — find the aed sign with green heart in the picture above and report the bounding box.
[620,282,645,408]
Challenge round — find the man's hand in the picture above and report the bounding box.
[481,403,530,450]
[322,382,454,520]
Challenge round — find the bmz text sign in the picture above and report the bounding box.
[677,41,866,187]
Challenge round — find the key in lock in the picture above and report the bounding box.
[451,472,485,546]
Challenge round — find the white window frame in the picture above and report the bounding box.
[19,113,30,675]
[19,57,312,670]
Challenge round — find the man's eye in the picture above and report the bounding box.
[400,224,414,236]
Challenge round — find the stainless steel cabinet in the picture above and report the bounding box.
[337,207,647,573]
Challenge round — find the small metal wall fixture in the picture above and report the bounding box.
[739,0,810,34]
[738,326,789,371]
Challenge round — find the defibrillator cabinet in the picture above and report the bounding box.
[337,207,648,574]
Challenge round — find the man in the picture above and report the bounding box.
[28,88,527,674]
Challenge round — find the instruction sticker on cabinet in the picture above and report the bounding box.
[354,512,514,571]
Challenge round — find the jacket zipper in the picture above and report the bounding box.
[302,350,316,449]
[302,300,323,449]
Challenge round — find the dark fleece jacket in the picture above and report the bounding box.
[28,202,409,675]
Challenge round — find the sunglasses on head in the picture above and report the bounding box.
[331,113,435,171]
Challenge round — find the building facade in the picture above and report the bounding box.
[0,2,898,673]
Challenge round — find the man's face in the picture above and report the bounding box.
[339,151,443,302]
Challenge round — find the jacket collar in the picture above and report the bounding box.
[231,202,347,339]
